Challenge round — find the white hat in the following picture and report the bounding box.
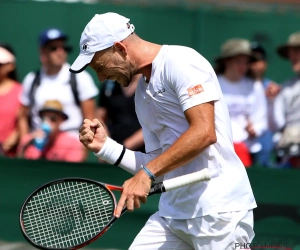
[0,47,15,64]
[70,12,135,73]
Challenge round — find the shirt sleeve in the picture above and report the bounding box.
[20,72,36,106]
[250,81,268,137]
[75,71,99,101]
[167,58,219,112]
[273,88,286,130]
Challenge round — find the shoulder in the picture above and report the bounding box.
[281,77,299,89]
[160,46,214,82]
[13,81,22,90]
[22,71,38,86]
[163,46,209,67]
[11,82,23,95]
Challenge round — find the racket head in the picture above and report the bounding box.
[20,178,119,250]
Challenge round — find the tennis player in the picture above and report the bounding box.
[71,13,257,250]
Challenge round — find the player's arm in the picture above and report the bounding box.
[112,101,216,216]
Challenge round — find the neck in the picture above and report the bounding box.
[253,73,263,81]
[127,39,162,81]
[0,78,13,89]
[224,71,242,82]
[44,65,63,76]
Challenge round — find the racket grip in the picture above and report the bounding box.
[163,169,211,192]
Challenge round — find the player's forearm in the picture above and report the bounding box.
[146,125,216,178]
[119,148,161,175]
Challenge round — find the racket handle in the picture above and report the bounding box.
[163,169,211,192]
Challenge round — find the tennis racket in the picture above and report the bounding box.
[20,169,211,250]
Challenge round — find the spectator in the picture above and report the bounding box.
[19,28,98,139]
[0,44,22,157]
[215,38,267,167]
[248,42,281,167]
[97,74,145,152]
[18,100,85,162]
[274,32,300,168]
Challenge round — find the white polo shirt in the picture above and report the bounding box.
[135,45,257,219]
[21,63,98,132]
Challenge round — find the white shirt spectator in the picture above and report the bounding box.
[20,63,98,133]
[274,77,300,130]
[218,75,267,153]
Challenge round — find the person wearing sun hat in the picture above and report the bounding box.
[215,38,268,167]
[18,100,85,162]
[273,32,300,168]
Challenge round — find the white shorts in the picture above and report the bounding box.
[129,209,254,250]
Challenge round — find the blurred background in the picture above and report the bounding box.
[1,0,300,249]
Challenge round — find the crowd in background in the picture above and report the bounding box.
[0,28,299,168]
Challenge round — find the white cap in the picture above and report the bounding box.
[70,12,135,73]
[0,47,15,64]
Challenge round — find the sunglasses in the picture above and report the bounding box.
[47,45,72,53]
[42,115,59,122]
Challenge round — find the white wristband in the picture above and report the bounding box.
[94,137,124,165]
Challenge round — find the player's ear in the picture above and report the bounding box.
[114,42,127,57]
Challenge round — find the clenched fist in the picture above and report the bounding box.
[79,119,107,153]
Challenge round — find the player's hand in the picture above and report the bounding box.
[79,118,107,153]
[115,170,152,217]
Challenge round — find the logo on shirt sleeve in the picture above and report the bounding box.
[187,84,204,97]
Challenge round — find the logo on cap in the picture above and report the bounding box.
[82,44,88,51]
[47,29,61,40]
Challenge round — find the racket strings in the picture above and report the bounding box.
[22,181,115,248]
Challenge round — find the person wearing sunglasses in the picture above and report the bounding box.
[18,28,98,148]
[18,100,85,162]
